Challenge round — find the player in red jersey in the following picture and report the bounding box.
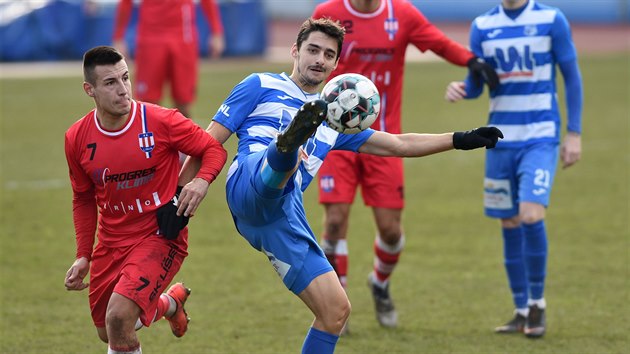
[313,0,498,331]
[63,46,227,353]
[113,0,224,118]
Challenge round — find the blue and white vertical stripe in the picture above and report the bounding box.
[470,0,577,148]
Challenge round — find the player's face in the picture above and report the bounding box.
[88,60,132,119]
[291,31,339,93]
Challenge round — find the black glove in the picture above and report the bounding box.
[467,57,500,90]
[453,127,504,150]
[156,186,189,240]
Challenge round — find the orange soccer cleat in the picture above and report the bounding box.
[165,282,191,337]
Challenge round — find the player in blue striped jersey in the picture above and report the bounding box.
[445,0,583,338]
[178,18,502,353]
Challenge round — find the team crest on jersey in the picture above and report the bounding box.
[523,25,538,37]
[138,132,155,158]
[384,17,399,40]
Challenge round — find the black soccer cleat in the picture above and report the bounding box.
[495,312,527,334]
[276,100,327,153]
[367,273,398,328]
[524,304,546,338]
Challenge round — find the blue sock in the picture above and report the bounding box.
[523,220,547,300]
[301,327,338,354]
[260,140,299,189]
[266,139,298,171]
[502,226,528,309]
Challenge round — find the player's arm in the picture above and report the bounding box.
[446,21,487,101]
[200,0,225,58]
[64,134,96,291]
[552,12,583,169]
[358,127,503,157]
[176,121,232,217]
[112,0,134,57]
[407,4,497,89]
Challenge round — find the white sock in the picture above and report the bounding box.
[528,298,546,309]
[108,345,142,354]
[515,308,529,317]
[134,318,143,331]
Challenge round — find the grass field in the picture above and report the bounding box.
[1,53,628,353]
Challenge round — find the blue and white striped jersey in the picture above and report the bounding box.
[213,72,374,191]
[469,0,577,148]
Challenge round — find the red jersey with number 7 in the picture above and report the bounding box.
[65,100,225,259]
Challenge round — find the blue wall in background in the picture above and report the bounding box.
[0,0,266,62]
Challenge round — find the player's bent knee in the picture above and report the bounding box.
[322,298,351,333]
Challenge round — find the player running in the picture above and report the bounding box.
[64,46,227,353]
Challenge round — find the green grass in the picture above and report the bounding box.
[1,53,628,353]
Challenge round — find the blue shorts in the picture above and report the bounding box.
[483,143,559,219]
[225,151,333,294]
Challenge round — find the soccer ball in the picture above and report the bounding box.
[320,73,380,134]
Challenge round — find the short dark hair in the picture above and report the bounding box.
[296,18,345,60]
[83,46,124,84]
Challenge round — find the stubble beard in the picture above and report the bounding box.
[297,66,324,91]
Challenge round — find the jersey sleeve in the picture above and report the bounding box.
[406,3,473,66]
[463,20,485,98]
[212,74,262,132]
[332,127,376,152]
[112,0,133,41]
[200,0,224,35]
[167,111,227,183]
[64,132,97,261]
[551,10,578,63]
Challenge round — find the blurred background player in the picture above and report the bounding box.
[64,46,226,353]
[445,0,583,338]
[312,0,499,331]
[113,0,225,118]
[175,17,502,354]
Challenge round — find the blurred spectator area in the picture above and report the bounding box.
[1,0,629,62]
[0,0,267,61]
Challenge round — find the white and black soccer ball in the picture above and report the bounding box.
[320,73,381,134]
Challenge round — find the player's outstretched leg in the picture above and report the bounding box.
[165,282,191,337]
[367,273,398,328]
[276,100,327,153]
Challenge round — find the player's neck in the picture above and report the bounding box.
[95,109,129,131]
[350,0,380,13]
[289,73,320,95]
[503,0,528,10]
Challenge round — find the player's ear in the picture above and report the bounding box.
[290,43,298,59]
[83,82,94,97]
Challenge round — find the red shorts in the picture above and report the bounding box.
[318,151,404,209]
[88,232,187,328]
[134,38,198,105]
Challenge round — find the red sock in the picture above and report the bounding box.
[373,235,404,283]
[155,294,170,320]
